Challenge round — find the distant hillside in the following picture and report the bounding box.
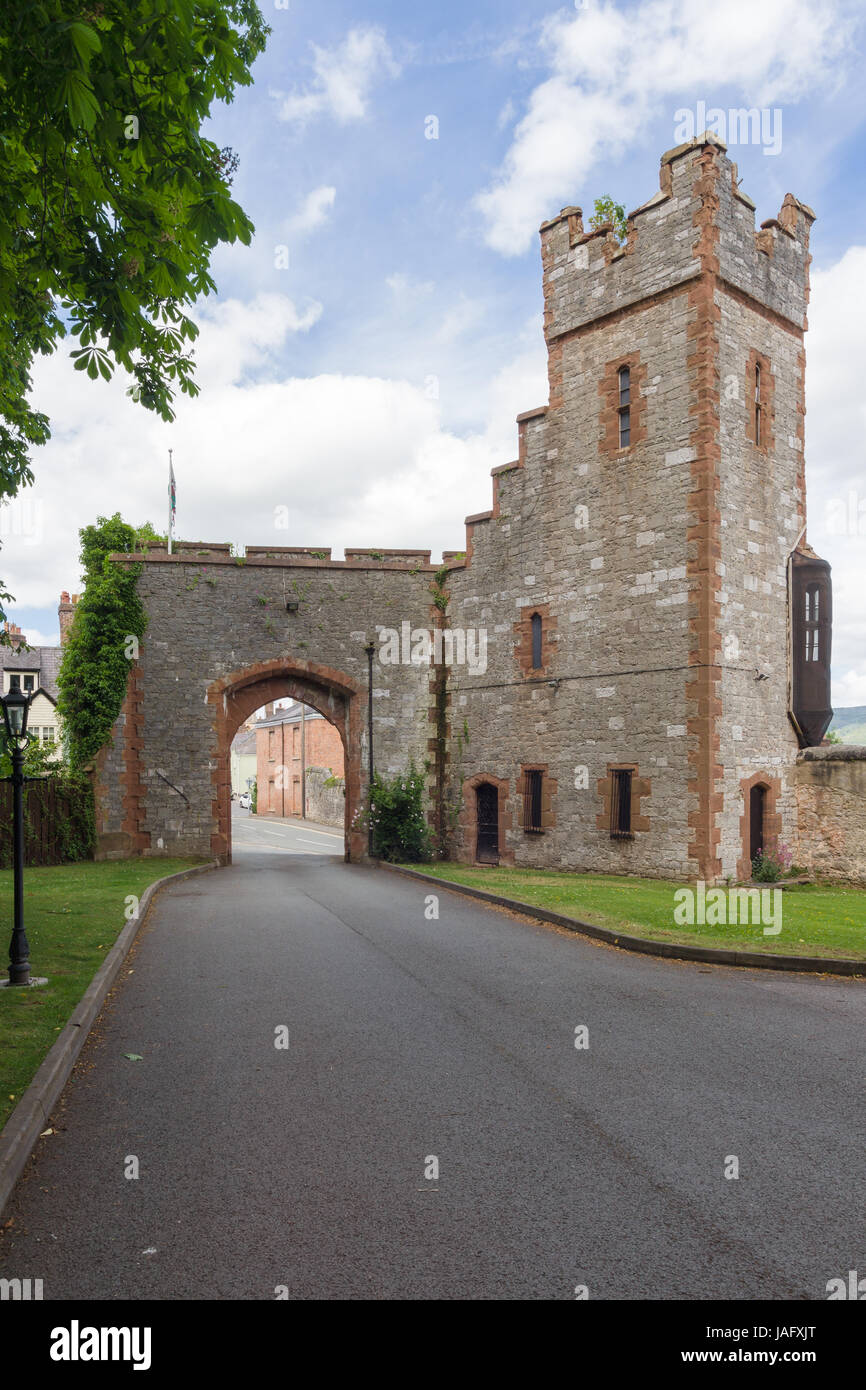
[829,706,866,744]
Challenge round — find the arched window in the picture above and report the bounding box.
[618,366,630,449]
[530,612,543,669]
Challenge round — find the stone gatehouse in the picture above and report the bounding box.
[92,135,862,884]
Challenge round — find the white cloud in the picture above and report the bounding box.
[497,98,516,131]
[802,245,866,707]
[5,297,545,611]
[832,664,866,707]
[385,272,435,304]
[435,296,487,344]
[275,27,399,126]
[476,0,857,255]
[286,186,336,236]
[17,628,59,649]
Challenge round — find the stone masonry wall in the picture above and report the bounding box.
[95,543,437,862]
[793,748,866,884]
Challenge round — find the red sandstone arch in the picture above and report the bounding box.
[208,657,363,865]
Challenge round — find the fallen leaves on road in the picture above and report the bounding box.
[123,1053,143,1061]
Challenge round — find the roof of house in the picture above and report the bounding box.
[0,643,62,700]
[230,728,258,756]
[255,704,326,730]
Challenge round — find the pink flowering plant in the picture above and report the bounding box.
[751,840,793,882]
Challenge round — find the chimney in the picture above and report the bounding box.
[2,621,26,647]
[59,591,79,646]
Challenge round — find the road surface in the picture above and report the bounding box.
[1,811,863,1299]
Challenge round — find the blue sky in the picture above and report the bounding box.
[4,0,866,700]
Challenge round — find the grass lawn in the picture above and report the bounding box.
[0,858,208,1130]
[403,863,866,964]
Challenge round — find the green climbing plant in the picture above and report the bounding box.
[56,514,157,770]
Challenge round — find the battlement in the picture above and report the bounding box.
[540,135,814,344]
[110,542,442,570]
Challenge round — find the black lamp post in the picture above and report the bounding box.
[2,688,32,986]
[364,642,375,858]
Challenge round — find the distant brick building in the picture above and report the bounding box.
[0,593,75,758]
[255,703,345,824]
[229,723,257,797]
[92,136,862,881]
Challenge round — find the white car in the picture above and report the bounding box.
[238,792,252,810]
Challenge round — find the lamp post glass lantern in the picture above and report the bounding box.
[2,688,32,985]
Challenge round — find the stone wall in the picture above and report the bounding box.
[305,767,345,828]
[793,747,866,883]
[94,543,438,863]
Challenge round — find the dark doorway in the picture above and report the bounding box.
[749,784,766,865]
[476,783,499,864]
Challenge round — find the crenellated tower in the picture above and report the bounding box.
[451,135,831,882]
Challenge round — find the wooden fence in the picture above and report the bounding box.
[0,777,94,868]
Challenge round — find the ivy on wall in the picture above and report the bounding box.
[56,514,161,770]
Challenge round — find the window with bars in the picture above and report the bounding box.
[530,612,543,669]
[523,769,544,833]
[618,366,631,448]
[609,768,633,839]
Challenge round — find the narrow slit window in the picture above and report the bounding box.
[754,362,762,447]
[610,769,634,840]
[530,612,543,670]
[618,366,631,449]
[524,769,543,833]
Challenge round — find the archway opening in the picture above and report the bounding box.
[209,659,363,865]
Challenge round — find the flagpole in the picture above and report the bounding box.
[168,449,174,555]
